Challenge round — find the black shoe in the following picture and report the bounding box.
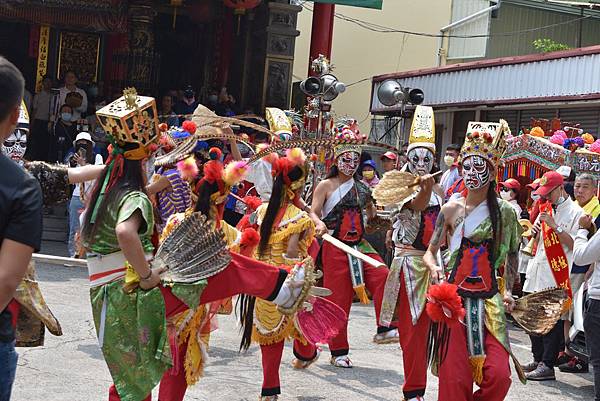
[522,361,541,373]
[559,356,589,373]
[526,363,556,381]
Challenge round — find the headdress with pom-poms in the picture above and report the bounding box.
[333,119,364,159]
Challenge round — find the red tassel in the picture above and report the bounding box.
[239,228,260,257]
[426,282,465,327]
[296,297,347,345]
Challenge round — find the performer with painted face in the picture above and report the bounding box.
[311,122,398,368]
[1,101,28,164]
[380,106,443,401]
[424,121,525,401]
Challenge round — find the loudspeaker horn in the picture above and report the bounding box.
[377,79,405,107]
[321,74,346,101]
[408,88,425,105]
[300,77,322,96]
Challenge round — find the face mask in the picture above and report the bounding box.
[2,128,28,165]
[337,151,360,176]
[443,155,455,167]
[363,170,375,180]
[556,195,566,205]
[407,147,434,176]
[500,189,512,200]
[61,112,72,122]
[531,193,540,201]
[208,95,218,103]
[462,155,490,190]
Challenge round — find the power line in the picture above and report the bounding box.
[301,3,594,39]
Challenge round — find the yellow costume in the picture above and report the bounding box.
[252,202,315,345]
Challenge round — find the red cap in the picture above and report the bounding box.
[380,151,397,161]
[533,171,564,197]
[500,178,521,191]
[526,178,541,190]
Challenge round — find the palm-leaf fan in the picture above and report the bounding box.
[373,170,443,207]
[153,212,232,284]
[511,287,568,336]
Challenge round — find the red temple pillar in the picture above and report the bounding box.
[308,3,335,76]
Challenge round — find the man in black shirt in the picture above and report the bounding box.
[0,56,43,401]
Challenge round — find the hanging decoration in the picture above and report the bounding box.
[223,0,261,34]
[170,0,183,29]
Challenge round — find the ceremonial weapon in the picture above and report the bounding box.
[321,233,386,268]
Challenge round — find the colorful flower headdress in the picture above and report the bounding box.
[333,119,364,159]
[460,119,510,167]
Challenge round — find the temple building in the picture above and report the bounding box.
[0,0,301,111]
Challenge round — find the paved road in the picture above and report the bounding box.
[11,246,596,400]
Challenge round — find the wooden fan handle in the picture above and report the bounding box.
[406,170,443,188]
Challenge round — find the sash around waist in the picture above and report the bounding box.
[394,245,426,257]
[86,251,153,288]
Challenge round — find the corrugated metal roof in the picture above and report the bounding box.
[371,46,600,113]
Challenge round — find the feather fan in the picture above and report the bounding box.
[154,212,232,284]
[511,287,568,336]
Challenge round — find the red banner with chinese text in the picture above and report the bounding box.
[540,202,572,305]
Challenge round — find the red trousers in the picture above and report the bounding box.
[260,340,317,396]
[396,275,430,399]
[108,253,288,401]
[438,326,512,401]
[321,241,389,356]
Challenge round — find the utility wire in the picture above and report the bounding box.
[301,3,594,38]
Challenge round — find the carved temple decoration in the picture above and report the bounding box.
[127,0,159,94]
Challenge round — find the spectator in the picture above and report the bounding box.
[523,171,583,381]
[159,95,180,127]
[573,213,600,401]
[174,86,198,118]
[52,104,77,163]
[58,70,88,121]
[206,89,219,111]
[397,142,409,168]
[64,132,103,258]
[28,76,55,161]
[557,165,575,199]
[0,55,43,401]
[440,143,461,194]
[360,160,380,188]
[379,151,397,173]
[499,178,522,216]
[214,87,239,117]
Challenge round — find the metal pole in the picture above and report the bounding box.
[308,3,335,76]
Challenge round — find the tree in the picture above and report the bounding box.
[533,39,571,53]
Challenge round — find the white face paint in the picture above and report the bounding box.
[462,155,490,190]
[407,147,434,176]
[337,151,360,176]
[2,128,28,165]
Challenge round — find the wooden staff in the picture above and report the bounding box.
[32,253,87,268]
[321,234,386,268]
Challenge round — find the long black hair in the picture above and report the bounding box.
[258,165,304,256]
[487,180,502,249]
[194,180,219,218]
[81,143,147,245]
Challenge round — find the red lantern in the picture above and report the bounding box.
[223,0,261,33]
[223,0,261,13]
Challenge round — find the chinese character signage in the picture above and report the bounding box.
[35,26,50,93]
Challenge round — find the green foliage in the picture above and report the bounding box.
[533,38,571,53]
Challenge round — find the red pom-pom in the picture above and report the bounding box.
[243,195,262,212]
[147,143,159,153]
[239,228,260,256]
[208,147,222,161]
[158,123,168,132]
[426,282,465,327]
[310,153,318,161]
[182,120,197,134]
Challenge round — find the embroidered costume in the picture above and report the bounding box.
[437,121,525,401]
[83,92,303,401]
[380,106,440,401]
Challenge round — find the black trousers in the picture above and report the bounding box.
[584,298,600,401]
[530,319,564,368]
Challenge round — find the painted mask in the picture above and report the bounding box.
[2,128,28,164]
[407,147,434,176]
[462,155,490,190]
[337,151,360,176]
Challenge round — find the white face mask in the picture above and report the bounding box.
[407,147,434,176]
[2,128,28,165]
[500,189,512,200]
[531,193,540,201]
[337,151,360,176]
[443,155,455,167]
[462,155,490,190]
